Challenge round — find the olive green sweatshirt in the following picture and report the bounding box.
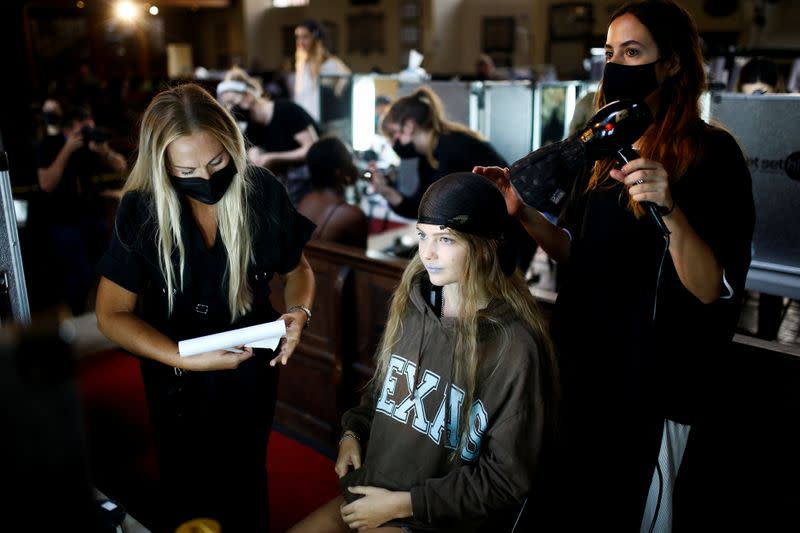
[340,276,547,532]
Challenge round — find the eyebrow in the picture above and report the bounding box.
[605,39,644,49]
[173,150,225,170]
[416,226,453,237]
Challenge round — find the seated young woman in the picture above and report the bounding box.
[287,172,558,533]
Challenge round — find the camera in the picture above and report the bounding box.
[81,125,111,144]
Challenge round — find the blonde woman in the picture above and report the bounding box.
[95,83,315,531]
[288,172,558,533]
[218,66,319,204]
[293,19,350,122]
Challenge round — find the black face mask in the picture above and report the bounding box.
[230,104,250,124]
[42,111,62,127]
[392,139,418,159]
[170,161,237,205]
[602,61,660,104]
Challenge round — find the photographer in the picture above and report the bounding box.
[36,104,127,315]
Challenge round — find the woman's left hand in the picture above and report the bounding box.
[610,157,674,213]
[340,487,412,531]
[271,310,306,366]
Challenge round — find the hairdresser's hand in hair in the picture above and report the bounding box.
[610,157,674,213]
[369,168,403,206]
[179,346,255,372]
[474,165,572,264]
[334,433,362,478]
[340,487,412,530]
[270,310,306,366]
[473,165,523,217]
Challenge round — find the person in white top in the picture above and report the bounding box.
[294,20,350,122]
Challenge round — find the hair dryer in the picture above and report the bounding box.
[509,99,668,236]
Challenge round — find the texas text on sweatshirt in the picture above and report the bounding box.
[340,275,547,532]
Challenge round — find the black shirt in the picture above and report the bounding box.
[553,122,755,423]
[394,131,537,271]
[245,99,318,154]
[393,131,508,219]
[36,134,109,223]
[97,167,315,343]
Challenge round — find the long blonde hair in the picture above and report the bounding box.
[380,86,482,169]
[124,83,255,320]
[372,232,556,459]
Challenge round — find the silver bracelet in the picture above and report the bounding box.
[339,431,360,447]
[286,304,311,326]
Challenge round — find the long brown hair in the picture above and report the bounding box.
[372,232,557,460]
[380,86,482,169]
[591,0,707,216]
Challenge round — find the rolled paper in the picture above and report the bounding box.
[178,319,286,357]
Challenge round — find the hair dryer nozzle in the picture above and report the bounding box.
[578,99,653,161]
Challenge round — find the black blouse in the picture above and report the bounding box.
[97,167,315,342]
[393,131,507,219]
[553,122,755,423]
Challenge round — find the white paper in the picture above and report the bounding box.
[178,319,286,357]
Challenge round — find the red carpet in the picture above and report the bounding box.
[78,348,339,532]
[267,431,340,532]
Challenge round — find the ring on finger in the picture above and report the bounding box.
[635,178,645,185]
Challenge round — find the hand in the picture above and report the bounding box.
[248,147,271,168]
[610,158,674,212]
[334,434,362,478]
[179,346,254,371]
[88,139,107,154]
[65,131,84,154]
[340,487,412,531]
[370,169,403,206]
[473,165,524,217]
[270,310,306,366]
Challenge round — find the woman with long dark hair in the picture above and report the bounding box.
[478,1,754,529]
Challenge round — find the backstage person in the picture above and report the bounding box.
[287,173,557,533]
[373,86,537,273]
[37,104,127,315]
[736,56,785,95]
[218,66,319,205]
[95,83,315,532]
[476,1,754,530]
[293,19,351,123]
[298,137,368,249]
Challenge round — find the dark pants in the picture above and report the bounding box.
[141,350,279,532]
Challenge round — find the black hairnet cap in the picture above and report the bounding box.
[418,172,510,241]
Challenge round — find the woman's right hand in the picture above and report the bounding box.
[335,434,362,478]
[472,165,523,217]
[247,146,269,168]
[178,346,255,372]
[369,168,403,206]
